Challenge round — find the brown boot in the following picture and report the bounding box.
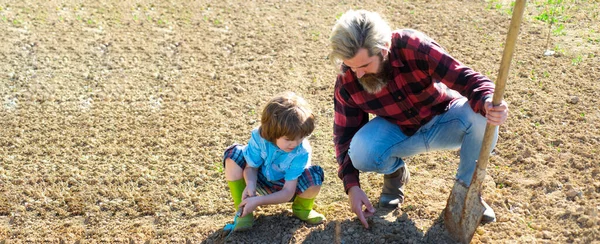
[379,166,410,208]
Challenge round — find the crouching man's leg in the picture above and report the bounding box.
[349,117,428,208]
[426,98,499,224]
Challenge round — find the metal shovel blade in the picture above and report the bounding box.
[444,179,485,243]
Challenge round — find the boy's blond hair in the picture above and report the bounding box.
[259,92,315,143]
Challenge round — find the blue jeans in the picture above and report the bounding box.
[348,98,498,187]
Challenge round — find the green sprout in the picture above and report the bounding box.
[214,162,224,173]
[571,55,582,65]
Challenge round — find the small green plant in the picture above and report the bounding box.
[506,1,515,15]
[527,222,535,230]
[486,0,515,15]
[310,30,320,41]
[543,71,550,78]
[529,69,537,81]
[485,0,499,10]
[535,0,568,50]
[571,55,582,65]
[552,23,565,36]
[587,37,600,45]
[214,162,224,173]
[553,44,565,55]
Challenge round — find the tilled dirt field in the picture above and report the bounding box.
[1,1,599,243]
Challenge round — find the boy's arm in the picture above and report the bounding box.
[242,166,259,198]
[239,179,297,217]
[256,179,297,205]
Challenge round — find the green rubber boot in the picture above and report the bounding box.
[227,179,253,231]
[292,196,326,225]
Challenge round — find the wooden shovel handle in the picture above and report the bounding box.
[491,0,527,106]
[474,0,527,186]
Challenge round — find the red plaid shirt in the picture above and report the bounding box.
[334,29,495,193]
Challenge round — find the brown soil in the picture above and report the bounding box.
[1,1,599,243]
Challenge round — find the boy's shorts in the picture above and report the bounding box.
[223,144,324,196]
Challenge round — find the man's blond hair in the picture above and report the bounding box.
[329,10,392,62]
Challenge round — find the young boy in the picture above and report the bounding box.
[222,92,325,231]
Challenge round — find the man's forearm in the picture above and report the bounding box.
[336,151,361,194]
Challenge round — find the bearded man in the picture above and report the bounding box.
[329,10,509,229]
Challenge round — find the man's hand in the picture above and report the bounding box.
[348,186,376,229]
[484,99,509,126]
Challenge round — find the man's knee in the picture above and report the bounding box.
[348,150,373,172]
[459,104,488,135]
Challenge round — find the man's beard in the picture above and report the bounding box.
[359,73,388,94]
[358,57,391,94]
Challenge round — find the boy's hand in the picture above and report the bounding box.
[239,196,259,217]
[242,185,257,200]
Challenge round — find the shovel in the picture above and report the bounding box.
[444,0,527,243]
[222,207,243,240]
